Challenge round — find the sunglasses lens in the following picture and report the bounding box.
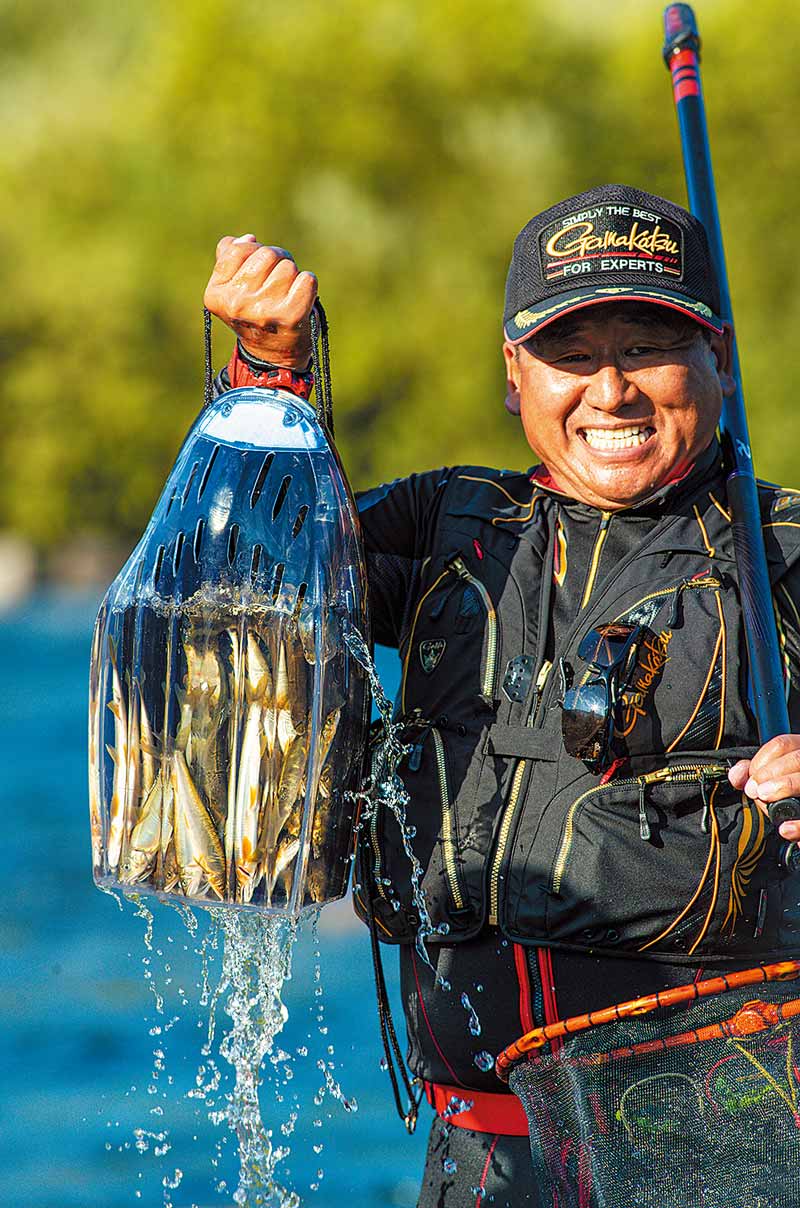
[562,682,609,762]
[577,623,637,667]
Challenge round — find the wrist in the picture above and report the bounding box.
[227,341,314,401]
[236,339,313,376]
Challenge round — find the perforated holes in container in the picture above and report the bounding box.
[250,543,263,584]
[293,581,308,620]
[197,445,220,502]
[227,524,240,567]
[172,532,185,575]
[250,452,275,509]
[272,475,292,521]
[272,562,284,604]
[153,544,166,586]
[181,462,199,507]
[192,518,205,564]
[291,505,309,539]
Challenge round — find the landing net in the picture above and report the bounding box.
[501,963,800,1207]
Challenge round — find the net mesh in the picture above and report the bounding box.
[508,980,800,1208]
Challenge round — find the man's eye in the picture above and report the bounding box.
[554,352,591,365]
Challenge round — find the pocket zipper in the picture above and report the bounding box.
[430,727,466,911]
[447,556,499,702]
[551,762,729,895]
[488,659,553,926]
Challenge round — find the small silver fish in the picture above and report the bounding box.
[105,636,129,871]
[172,750,226,901]
[120,773,163,886]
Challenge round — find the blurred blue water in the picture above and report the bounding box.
[0,595,426,1207]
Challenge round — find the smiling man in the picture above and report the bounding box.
[205,184,800,1206]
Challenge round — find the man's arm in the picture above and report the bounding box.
[204,234,451,653]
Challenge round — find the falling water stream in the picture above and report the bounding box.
[114,630,482,1205]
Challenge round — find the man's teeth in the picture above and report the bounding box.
[583,426,653,450]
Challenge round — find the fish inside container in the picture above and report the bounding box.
[88,388,371,915]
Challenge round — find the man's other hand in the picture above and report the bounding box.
[203,235,318,370]
[729,734,800,840]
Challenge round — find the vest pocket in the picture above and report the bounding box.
[505,750,767,958]
[400,552,503,716]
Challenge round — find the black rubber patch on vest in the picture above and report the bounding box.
[419,638,446,674]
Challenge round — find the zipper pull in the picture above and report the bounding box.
[530,659,553,726]
[643,766,673,784]
[406,717,432,772]
[447,556,471,580]
[638,780,652,841]
[700,773,711,834]
[668,579,690,628]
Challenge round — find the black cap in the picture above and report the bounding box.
[503,184,723,343]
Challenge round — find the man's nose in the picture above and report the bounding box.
[583,364,637,411]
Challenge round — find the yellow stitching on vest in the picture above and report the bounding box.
[580,512,611,608]
[457,475,532,507]
[639,795,717,952]
[708,492,732,522]
[722,801,765,937]
[553,517,568,587]
[693,505,715,557]
[779,581,800,631]
[715,590,727,749]
[666,620,723,753]
[689,784,721,955]
[763,521,800,530]
[400,568,450,714]
[491,494,542,526]
[774,595,791,698]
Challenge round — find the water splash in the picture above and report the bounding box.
[207,908,299,1207]
[342,626,441,978]
[473,1050,495,1073]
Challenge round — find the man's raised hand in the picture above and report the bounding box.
[203,235,318,370]
[728,733,800,840]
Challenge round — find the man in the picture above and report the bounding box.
[205,185,800,1206]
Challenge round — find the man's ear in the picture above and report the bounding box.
[503,340,521,416]
[710,322,736,398]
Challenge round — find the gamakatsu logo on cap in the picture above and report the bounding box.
[540,203,684,282]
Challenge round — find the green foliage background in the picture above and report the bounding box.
[2,0,798,552]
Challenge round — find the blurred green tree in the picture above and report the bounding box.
[1,0,798,553]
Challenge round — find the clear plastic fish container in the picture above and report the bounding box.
[89,388,371,915]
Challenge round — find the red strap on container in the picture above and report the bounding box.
[424,1080,529,1136]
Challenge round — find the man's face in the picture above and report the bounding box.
[503,303,734,510]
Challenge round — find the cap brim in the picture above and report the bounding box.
[504,286,724,343]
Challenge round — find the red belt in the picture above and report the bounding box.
[424,1080,529,1136]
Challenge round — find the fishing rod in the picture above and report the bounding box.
[663,4,800,827]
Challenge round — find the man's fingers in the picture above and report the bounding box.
[744,750,800,797]
[727,759,751,790]
[234,245,295,288]
[285,270,319,321]
[210,237,270,286]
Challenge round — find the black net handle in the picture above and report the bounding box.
[203,302,334,438]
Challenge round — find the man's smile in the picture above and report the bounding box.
[580,424,656,451]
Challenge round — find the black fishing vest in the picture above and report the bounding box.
[355,460,800,963]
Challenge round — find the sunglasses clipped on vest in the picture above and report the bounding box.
[559,622,643,772]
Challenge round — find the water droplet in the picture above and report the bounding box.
[461,992,482,1036]
[474,1051,495,1072]
[443,1156,458,1175]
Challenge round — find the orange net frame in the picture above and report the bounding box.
[496,959,800,1079]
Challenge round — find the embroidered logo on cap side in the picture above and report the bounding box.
[539,203,684,283]
[419,638,446,674]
